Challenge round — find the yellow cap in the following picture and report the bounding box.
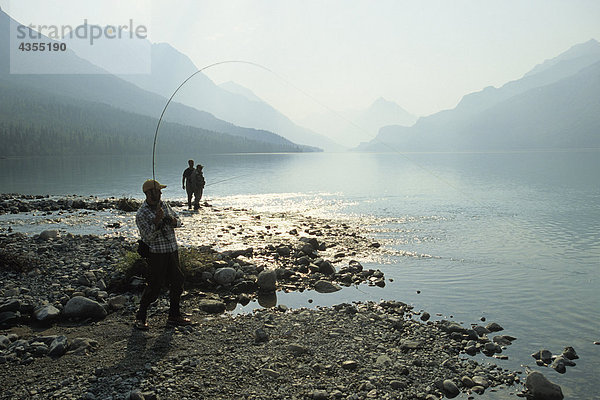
[142,179,167,193]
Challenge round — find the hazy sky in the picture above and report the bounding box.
[3,0,600,120]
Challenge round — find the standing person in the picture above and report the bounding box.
[191,164,206,210]
[135,179,191,330]
[182,159,195,209]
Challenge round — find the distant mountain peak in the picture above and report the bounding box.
[219,81,263,103]
[525,38,600,78]
[373,96,392,104]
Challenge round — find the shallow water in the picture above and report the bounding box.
[1,151,599,399]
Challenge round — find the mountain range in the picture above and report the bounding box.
[111,42,343,152]
[358,39,600,152]
[1,6,598,156]
[300,97,417,148]
[0,9,319,156]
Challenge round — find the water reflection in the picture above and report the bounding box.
[257,292,277,308]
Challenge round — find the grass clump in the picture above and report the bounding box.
[0,249,39,273]
[179,246,218,282]
[115,246,218,284]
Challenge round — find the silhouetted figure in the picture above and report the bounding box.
[182,159,195,209]
[191,164,205,210]
[134,179,191,330]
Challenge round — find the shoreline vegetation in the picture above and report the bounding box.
[0,194,566,400]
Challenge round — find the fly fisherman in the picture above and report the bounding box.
[182,159,195,209]
[191,163,206,210]
[134,179,191,330]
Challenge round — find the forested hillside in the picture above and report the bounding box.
[0,81,311,156]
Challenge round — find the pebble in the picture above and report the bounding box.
[341,360,358,370]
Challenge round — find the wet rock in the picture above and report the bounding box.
[472,325,490,336]
[442,379,460,398]
[532,349,553,363]
[551,357,566,373]
[439,321,466,334]
[485,322,503,332]
[525,371,564,400]
[63,296,107,320]
[493,335,515,346]
[347,260,363,273]
[314,280,341,293]
[420,312,430,321]
[257,269,277,292]
[33,304,61,323]
[562,346,578,360]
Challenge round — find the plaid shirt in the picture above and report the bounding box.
[136,201,180,254]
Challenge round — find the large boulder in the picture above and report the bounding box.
[257,269,277,292]
[214,267,237,286]
[525,371,564,400]
[63,296,107,320]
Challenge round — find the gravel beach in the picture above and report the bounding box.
[0,194,564,400]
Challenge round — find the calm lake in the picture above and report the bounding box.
[1,150,599,399]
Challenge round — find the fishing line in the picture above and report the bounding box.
[152,60,280,182]
[152,60,517,232]
[205,173,255,187]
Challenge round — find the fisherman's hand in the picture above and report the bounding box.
[162,215,177,227]
[168,216,178,227]
[153,208,164,225]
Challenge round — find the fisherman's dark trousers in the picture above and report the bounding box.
[137,250,184,320]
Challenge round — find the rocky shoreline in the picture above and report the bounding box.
[0,194,566,399]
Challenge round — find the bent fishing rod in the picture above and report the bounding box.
[152,60,278,183]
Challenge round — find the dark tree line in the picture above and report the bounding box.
[0,80,308,157]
